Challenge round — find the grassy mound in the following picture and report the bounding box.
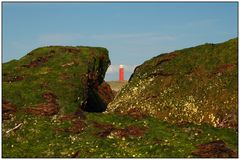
[2,42,238,158]
[3,46,112,114]
[108,38,238,129]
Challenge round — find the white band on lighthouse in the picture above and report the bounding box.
[119,64,124,68]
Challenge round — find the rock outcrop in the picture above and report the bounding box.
[108,38,238,129]
[3,46,113,116]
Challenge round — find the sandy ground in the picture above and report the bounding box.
[106,80,128,92]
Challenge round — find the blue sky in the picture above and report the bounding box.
[3,2,238,80]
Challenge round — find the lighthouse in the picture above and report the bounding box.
[119,64,124,81]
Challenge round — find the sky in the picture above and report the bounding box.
[2,2,238,80]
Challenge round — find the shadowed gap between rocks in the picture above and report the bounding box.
[84,88,107,112]
[84,81,115,112]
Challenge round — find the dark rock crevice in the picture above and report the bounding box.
[83,78,114,112]
[80,51,113,112]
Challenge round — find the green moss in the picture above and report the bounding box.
[108,38,238,128]
[2,40,238,158]
[2,112,237,158]
[3,45,110,113]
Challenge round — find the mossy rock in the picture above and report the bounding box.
[3,46,113,115]
[108,38,238,129]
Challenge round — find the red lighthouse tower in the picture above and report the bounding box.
[119,64,124,81]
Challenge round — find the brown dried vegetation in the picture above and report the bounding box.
[26,92,59,116]
[126,108,146,120]
[93,122,146,139]
[213,63,236,75]
[26,103,59,116]
[2,100,17,120]
[4,75,24,83]
[56,115,86,134]
[22,56,49,68]
[191,140,237,158]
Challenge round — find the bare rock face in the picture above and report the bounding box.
[108,38,238,129]
[97,82,115,104]
[3,46,113,118]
